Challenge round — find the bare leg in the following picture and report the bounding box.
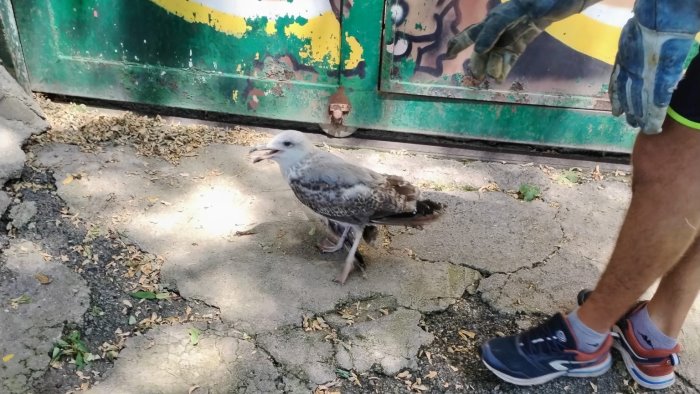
[647,235,700,338]
[334,225,363,284]
[578,117,700,332]
[318,223,350,253]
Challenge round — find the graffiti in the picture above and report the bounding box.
[387,0,490,78]
[386,0,636,74]
[150,0,364,73]
[149,0,367,111]
[384,0,680,105]
[386,0,464,77]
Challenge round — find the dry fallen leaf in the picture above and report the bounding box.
[234,230,257,237]
[424,370,438,379]
[350,370,362,387]
[33,97,269,165]
[34,273,52,285]
[479,182,501,193]
[412,383,429,392]
[62,175,74,185]
[396,370,411,379]
[188,385,200,394]
[10,295,31,309]
[458,329,476,340]
[592,165,603,181]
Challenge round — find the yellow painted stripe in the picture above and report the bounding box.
[149,0,249,37]
[265,19,277,35]
[150,2,364,70]
[668,107,700,130]
[546,14,621,65]
[344,33,364,69]
[284,11,340,66]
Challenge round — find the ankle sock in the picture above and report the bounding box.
[566,309,609,353]
[629,304,678,350]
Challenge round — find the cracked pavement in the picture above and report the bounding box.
[1,86,699,393]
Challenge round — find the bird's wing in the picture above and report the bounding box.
[288,151,418,224]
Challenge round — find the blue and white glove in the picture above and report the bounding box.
[610,0,700,134]
[446,0,600,82]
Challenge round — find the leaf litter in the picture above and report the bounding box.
[32,95,270,164]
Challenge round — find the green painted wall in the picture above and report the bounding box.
[9,0,642,153]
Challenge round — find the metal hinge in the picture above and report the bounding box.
[328,87,351,125]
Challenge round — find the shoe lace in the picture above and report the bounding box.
[519,321,568,355]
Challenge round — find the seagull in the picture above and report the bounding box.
[250,130,444,284]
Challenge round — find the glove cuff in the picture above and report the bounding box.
[634,0,700,34]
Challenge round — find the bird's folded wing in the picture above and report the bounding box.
[288,152,415,223]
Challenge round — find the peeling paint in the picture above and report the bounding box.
[344,33,363,70]
[149,0,250,38]
[149,0,364,71]
[264,19,277,35]
[284,11,340,67]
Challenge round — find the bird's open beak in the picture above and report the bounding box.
[249,144,279,163]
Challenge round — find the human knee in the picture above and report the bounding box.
[631,120,700,190]
[630,140,668,190]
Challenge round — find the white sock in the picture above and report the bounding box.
[567,309,608,353]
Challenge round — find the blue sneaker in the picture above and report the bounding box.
[481,313,613,386]
[577,289,681,390]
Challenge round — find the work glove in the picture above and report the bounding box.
[609,0,700,134]
[446,0,601,82]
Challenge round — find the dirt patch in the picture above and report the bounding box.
[1,166,220,392]
[31,96,270,164]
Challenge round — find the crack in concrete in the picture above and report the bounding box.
[677,373,700,393]
[484,206,567,278]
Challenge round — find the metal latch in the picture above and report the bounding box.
[328,87,351,125]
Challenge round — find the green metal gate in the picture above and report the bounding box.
[7,0,692,152]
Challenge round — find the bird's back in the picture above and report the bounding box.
[285,150,426,225]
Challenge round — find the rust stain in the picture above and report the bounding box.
[593,99,612,111]
[510,81,524,92]
[247,88,264,111]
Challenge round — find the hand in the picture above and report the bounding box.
[609,0,700,134]
[446,0,599,82]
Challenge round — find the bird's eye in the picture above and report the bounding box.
[283,141,293,147]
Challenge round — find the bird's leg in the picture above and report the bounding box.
[318,223,350,253]
[334,225,363,284]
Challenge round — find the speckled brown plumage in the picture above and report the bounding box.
[251,130,443,284]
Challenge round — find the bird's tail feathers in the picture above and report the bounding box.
[370,199,444,227]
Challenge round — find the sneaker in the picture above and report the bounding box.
[481,313,613,386]
[577,290,681,390]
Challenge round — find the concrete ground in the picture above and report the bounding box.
[1,77,699,393]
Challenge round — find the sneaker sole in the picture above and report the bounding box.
[481,353,612,386]
[612,326,676,390]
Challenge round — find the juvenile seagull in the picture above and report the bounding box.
[250,130,443,284]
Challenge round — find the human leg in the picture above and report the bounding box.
[577,116,700,333]
[647,234,700,338]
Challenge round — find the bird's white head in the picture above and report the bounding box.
[250,130,315,169]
